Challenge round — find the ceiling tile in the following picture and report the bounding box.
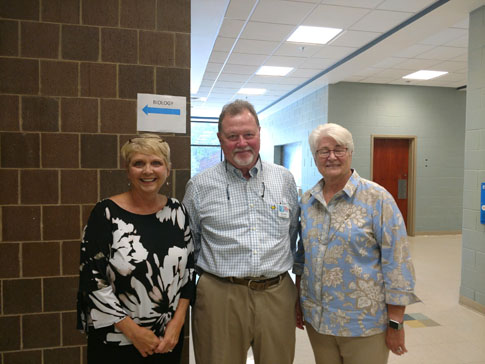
[395,58,440,70]
[218,73,252,82]
[419,28,468,46]
[451,18,469,29]
[342,75,367,82]
[377,0,436,12]
[330,30,381,47]
[205,62,224,73]
[273,42,322,57]
[416,46,467,61]
[219,19,246,38]
[265,55,307,67]
[223,64,260,74]
[214,80,247,89]
[208,51,229,63]
[202,72,220,81]
[289,68,321,77]
[350,9,412,32]
[445,35,468,48]
[372,57,405,68]
[213,37,236,52]
[233,38,280,55]
[322,0,382,9]
[313,45,356,59]
[304,5,371,29]
[394,44,434,58]
[450,53,467,62]
[251,0,315,25]
[282,76,312,85]
[299,57,335,69]
[225,0,258,20]
[200,79,215,88]
[431,60,468,72]
[227,52,269,66]
[241,21,295,41]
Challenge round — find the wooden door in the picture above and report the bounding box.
[372,138,409,225]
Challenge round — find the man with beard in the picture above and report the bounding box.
[183,100,301,364]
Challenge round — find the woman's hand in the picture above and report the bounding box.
[155,319,182,354]
[154,298,191,354]
[386,304,407,356]
[115,317,160,357]
[386,326,407,355]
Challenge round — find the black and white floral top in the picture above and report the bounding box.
[77,198,195,345]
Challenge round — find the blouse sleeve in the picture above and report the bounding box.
[179,202,196,302]
[76,202,128,332]
[376,192,420,307]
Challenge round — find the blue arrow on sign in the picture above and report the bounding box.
[143,105,181,116]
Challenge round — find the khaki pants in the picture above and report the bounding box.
[192,272,297,364]
[306,323,389,364]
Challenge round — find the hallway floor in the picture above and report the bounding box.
[190,234,485,364]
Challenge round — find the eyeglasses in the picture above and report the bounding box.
[315,148,348,158]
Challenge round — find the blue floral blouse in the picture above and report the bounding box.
[299,170,419,337]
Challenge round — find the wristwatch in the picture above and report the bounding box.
[388,319,404,330]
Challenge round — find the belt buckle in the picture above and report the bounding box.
[247,279,264,290]
[247,279,256,290]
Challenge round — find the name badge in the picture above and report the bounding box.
[277,204,290,218]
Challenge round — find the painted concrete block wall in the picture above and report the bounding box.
[260,86,329,192]
[328,82,466,233]
[461,5,485,309]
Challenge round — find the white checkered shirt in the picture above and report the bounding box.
[183,159,300,278]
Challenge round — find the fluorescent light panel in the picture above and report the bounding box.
[256,66,293,76]
[287,26,342,45]
[403,70,448,80]
[238,88,266,95]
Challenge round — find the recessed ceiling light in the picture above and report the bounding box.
[402,70,448,80]
[238,88,266,95]
[256,66,294,76]
[287,25,343,45]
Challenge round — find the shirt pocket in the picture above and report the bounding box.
[263,200,291,238]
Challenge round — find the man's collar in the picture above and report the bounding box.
[225,156,262,178]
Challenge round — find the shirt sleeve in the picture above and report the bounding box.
[182,179,202,266]
[76,202,127,332]
[375,192,420,306]
[179,202,196,302]
[286,173,304,275]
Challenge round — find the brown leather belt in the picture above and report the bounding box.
[209,272,286,291]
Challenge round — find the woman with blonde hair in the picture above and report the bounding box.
[77,134,194,364]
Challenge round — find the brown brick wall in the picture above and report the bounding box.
[0,0,191,362]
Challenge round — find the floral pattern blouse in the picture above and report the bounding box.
[299,170,419,337]
[77,198,195,345]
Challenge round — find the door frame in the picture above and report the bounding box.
[370,135,417,236]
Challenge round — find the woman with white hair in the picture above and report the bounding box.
[295,123,419,364]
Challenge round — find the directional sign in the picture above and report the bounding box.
[137,94,186,133]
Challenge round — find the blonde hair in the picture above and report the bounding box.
[121,133,171,169]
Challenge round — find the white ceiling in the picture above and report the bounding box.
[191,0,485,118]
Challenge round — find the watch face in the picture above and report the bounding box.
[389,320,402,330]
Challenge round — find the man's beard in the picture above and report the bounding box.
[233,147,255,166]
